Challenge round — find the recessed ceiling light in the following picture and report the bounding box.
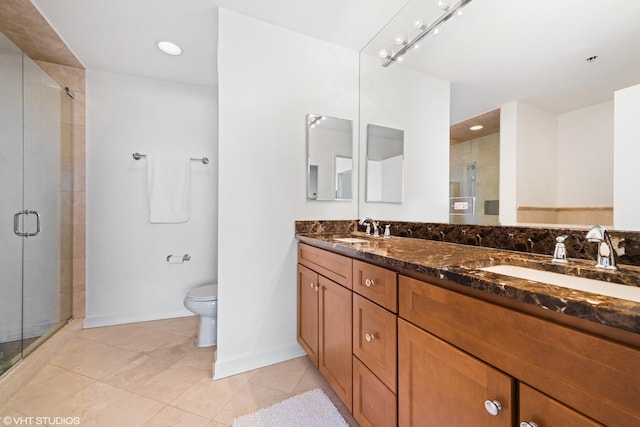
[157,41,182,56]
[470,125,483,131]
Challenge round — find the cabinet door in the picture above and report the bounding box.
[353,293,397,391]
[398,319,514,427]
[297,264,319,366]
[519,383,603,427]
[319,275,353,412]
[353,356,397,427]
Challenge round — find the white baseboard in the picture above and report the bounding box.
[214,342,306,380]
[82,308,193,328]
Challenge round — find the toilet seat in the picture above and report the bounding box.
[187,284,218,301]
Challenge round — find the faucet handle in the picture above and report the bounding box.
[552,235,569,264]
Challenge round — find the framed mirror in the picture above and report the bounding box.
[366,124,404,203]
[306,114,353,201]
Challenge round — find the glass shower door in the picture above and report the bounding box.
[21,55,69,356]
[0,33,25,375]
[0,32,73,375]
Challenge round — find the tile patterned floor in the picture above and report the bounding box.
[0,316,358,426]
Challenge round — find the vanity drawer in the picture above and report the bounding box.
[353,259,397,312]
[298,243,352,289]
[353,293,397,392]
[353,356,397,427]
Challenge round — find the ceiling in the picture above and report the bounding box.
[32,0,407,87]
[32,0,640,124]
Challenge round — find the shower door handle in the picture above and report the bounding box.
[14,210,41,237]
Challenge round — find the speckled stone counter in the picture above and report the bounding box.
[296,231,640,337]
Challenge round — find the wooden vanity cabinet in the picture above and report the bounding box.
[398,318,514,427]
[398,274,639,427]
[297,244,353,411]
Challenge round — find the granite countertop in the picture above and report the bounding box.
[296,232,640,336]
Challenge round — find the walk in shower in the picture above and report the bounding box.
[0,33,73,376]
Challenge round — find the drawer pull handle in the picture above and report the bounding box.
[364,278,375,287]
[310,283,314,289]
[484,400,502,416]
[520,423,539,427]
[365,333,376,342]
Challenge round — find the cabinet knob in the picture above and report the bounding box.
[484,400,502,416]
[309,283,314,289]
[365,333,376,342]
[520,423,539,427]
[314,284,320,291]
[364,278,375,287]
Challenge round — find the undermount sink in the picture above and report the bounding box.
[480,265,640,303]
[333,237,370,244]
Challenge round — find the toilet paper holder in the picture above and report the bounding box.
[167,254,191,263]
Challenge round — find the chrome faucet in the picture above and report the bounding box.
[552,235,569,264]
[585,225,617,270]
[359,217,379,237]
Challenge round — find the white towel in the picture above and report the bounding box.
[146,155,192,223]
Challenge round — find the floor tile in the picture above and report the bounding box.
[248,356,311,393]
[142,405,209,427]
[214,382,288,425]
[3,318,353,427]
[134,364,208,404]
[102,355,173,392]
[175,346,215,372]
[144,335,198,363]
[7,366,94,415]
[172,375,248,419]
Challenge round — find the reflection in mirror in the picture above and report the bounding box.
[366,124,404,203]
[306,114,353,201]
[449,110,499,224]
[360,0,640,229]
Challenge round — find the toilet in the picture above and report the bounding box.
[183,283,218,347]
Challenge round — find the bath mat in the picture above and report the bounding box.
[231,388,348,427]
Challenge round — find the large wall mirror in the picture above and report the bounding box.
[358,0,640,230]
[306,114,353,201]
[366,124,404,203]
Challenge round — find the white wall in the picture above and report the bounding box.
[85,70,218,327]
[359,54,450,221]
[557,101,613,206]
[216,9,359,378]
[614,83,640,230]
[515,102,558,207]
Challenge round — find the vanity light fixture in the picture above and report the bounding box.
[379,0,472,67]
[157,40,182,56]
[470,125,483,131]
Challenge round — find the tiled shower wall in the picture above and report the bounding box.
[0,1,86,319]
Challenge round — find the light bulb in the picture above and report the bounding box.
[413,43,421,50]
[413,18,425,30]
[396,55,405,64]
[433,27,440,35]
[438,0,450,11]
[378,48,389,59]
[394,34,406,46]
[457,10,463,16]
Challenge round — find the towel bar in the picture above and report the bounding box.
[133,152,209,164]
